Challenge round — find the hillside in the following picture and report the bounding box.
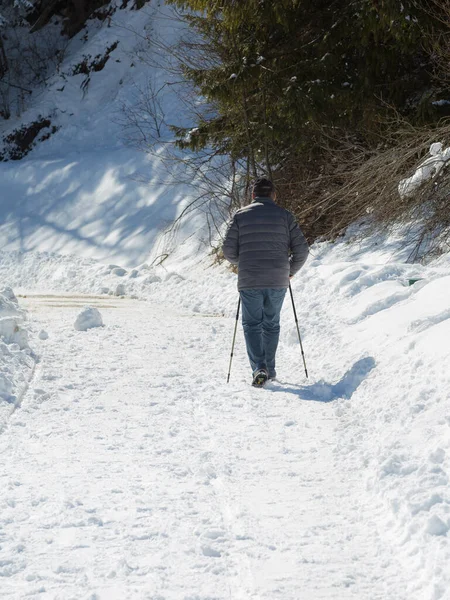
[0,0,211,268]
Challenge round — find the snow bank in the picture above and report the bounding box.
[0,248,237,316]
[0,288,35,431]
[0,288,29,349]
[291,233,450,599]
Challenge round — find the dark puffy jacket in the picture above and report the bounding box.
[222,197,309,290]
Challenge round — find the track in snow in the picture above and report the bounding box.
[0,294,408,600]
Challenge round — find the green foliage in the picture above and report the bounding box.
[166,0,448,175]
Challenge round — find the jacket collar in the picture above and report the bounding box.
[253,196,274,204]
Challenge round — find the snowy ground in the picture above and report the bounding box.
[1,1,449,597]
[1,228,449,600]
[0,293,414,600]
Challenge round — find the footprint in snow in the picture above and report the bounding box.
[202,529,226,540]
[201,546,222,558]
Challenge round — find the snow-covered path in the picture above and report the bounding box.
[0,294,411,599]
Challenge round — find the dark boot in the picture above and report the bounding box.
[252,368,268,387]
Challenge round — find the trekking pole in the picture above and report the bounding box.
[227,297,241,383]
[288,283,308,379]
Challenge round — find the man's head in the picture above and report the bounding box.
[252,177,275,200]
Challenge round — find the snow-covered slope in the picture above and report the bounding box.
[0,1,209,268]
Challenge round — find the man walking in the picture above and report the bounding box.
[222,178,309,387]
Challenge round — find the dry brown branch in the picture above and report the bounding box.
[274,118,450,260]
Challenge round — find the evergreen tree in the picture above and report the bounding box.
[167,0,448,178]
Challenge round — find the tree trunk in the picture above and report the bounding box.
[0,36,8,77]
[262,84,273,181]
[241,90,258,180]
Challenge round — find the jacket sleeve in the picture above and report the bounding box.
[222,214,239,265]
[288,212,309,276]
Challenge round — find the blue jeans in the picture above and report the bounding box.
[240,288,287,377]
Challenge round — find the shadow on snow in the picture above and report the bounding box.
[270,356,376,402]
[0,149,185,266]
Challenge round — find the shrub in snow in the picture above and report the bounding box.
[74,307,103,331]
[39,330,49,340]
[115,284,126,296]
[0,118,59,162]
[112,267,127,277]
[399,142,450,198]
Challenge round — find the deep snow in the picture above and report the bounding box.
[0,290,427,599]
[1,225,449,599]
